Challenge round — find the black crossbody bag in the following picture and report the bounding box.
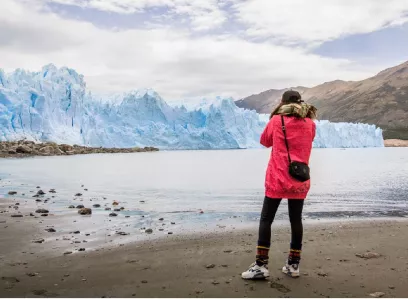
[281,116,310,182]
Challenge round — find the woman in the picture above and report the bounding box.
[242,90,317,280]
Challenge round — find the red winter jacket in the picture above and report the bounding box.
[261,115,316,199]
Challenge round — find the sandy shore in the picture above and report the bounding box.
[384,139,408,147]
[1,199,408,299]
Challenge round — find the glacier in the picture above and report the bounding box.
[0,65,384,149]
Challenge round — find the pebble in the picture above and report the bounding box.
[317,272,328,277]
[26,273,39,277]
[109,213,118,217]
[11,214,23,218]
[73,231,80,234]
[75,193,82,197]
[76,205,85,209]
[78,208,92,215]
[32,239,45,244]
[105,208,111,211]
[145,229,153,234]
[63,251,73,255]
[116,232,129,236]
[41,214,48,217]
[356,252,381,259]
[206,264,216,269]
[78,248,85,251]
[93,204,101,208]
[141,280,148,284]
[68,205,75,209]
[126,260,137,264]
[370,292,385,298]
[45,228,56,233]
[35,209,49,214]
[168,232,173,235]
[8,191,17,195]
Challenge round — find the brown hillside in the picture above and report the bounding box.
[236,61,408,139]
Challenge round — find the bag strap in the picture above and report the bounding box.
[280,115,292,164]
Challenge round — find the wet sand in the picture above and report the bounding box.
[1,198,408,298]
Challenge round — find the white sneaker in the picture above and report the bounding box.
[282,261,300,278]
[241,262,270,280]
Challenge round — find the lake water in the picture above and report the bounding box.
[1,148,408,239]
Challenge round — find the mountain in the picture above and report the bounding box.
[236,61,408,139]
[0,64,383,149]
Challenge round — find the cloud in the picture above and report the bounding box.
[43,0,228,31]
[0,0,385,100]
[232,0,408,44]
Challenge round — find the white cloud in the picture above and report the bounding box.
[233,0,408,44]
[0,0,387,100]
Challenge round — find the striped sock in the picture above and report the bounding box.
[256,246,270,266]
[288,248,301,265]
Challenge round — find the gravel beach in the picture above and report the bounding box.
[1,195,408,298]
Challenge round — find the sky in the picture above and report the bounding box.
[1,0,408,100]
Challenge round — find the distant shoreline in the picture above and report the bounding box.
[1,139,406,158]
[384,139,408,147]
[0,140,159,158]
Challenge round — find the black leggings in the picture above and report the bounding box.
[257,196,304,250]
